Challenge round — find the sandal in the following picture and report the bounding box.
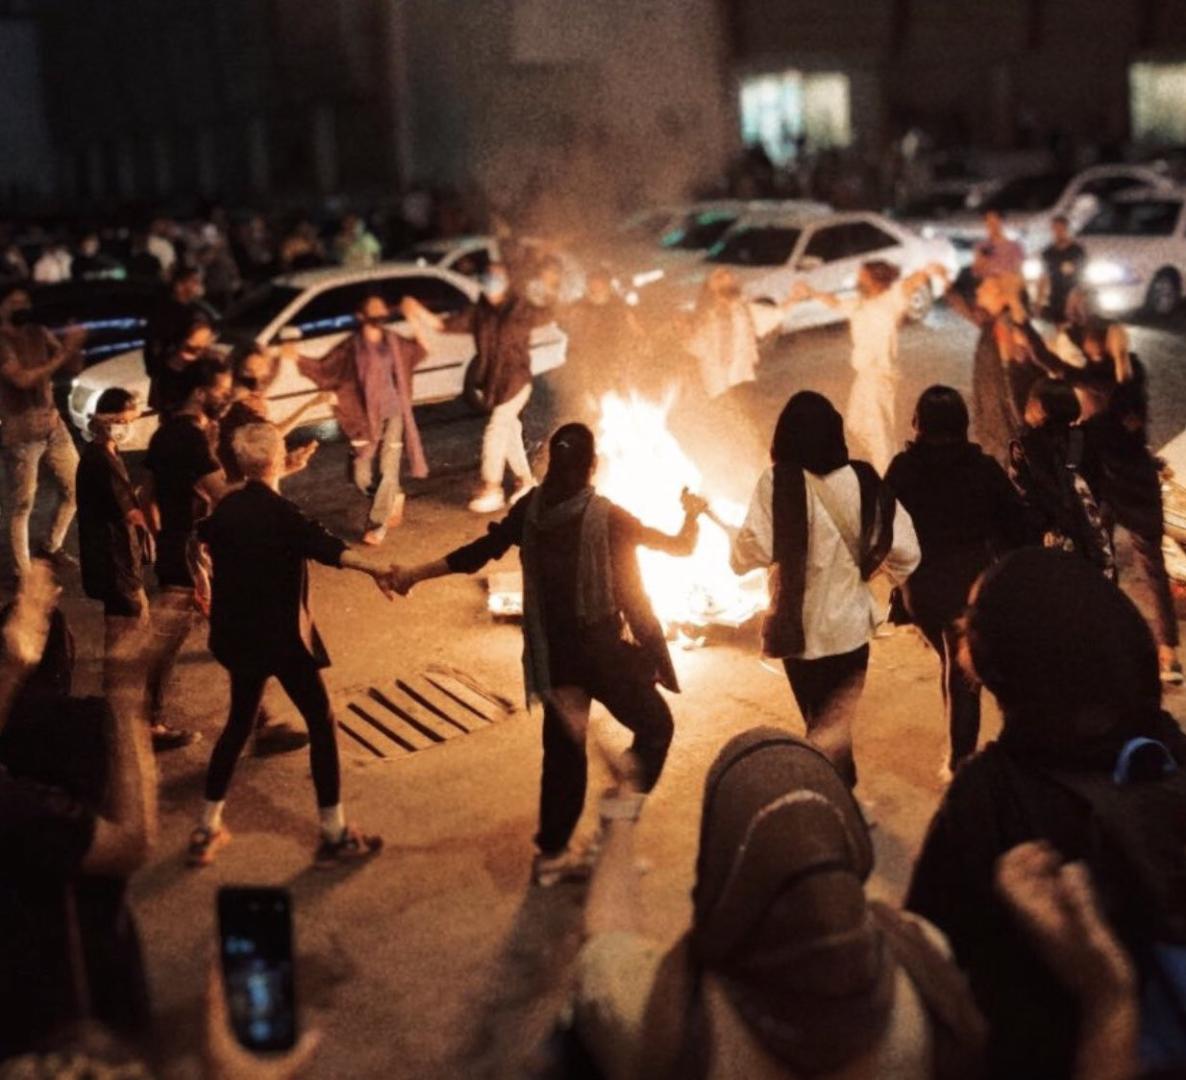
[314,825,382,867]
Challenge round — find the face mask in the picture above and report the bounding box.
[483,273,509,297]
[108,423,132,446]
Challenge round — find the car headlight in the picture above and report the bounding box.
[1085,260,1135,286]
[1023,257,1043,281]
[921,225,936,239]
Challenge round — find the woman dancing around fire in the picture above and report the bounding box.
[791,259,949,473]
[391,423,708,886]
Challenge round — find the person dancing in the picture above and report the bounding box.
[391,423,707,885]
[793,259,948,473]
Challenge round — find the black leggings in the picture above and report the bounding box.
[536,670,674,857]
[205,657,341,807]
[782,645,869,788]
[915,616,982,770]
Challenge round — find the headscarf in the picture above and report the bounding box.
[771,390,848,476]
[635,728,894,1078]
[966,547,1183,767]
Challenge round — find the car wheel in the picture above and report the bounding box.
[1145,270,1182,318]
[905,281,934,322]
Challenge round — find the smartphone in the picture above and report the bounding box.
[217,886,297,1053]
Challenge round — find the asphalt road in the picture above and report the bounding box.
[40,303,1186,1079]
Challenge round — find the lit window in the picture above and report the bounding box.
[1130,62,1186,144]
[739,70,851,164]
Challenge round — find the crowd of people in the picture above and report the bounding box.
[1,198,1185,1080]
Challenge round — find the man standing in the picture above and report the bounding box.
[187,422,387,866]
[0,285,85,576]
[143,265,207,386]
[973,211,1025,279]
[292,293,429,545]
[141,358,235,749]
[1038,214,1087,324]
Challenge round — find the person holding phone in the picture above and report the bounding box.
[187,422,390,867]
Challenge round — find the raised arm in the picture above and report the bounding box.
[615,490,706,557]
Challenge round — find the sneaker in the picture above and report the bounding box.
[253,723,310,757]
[314,825,383,866]
[187,825,231,867]
[386,494,407,529]
[468,488,507,514]
[361,523,387,546]
[508,481,535,507]
[36,546,78,570]
[150,724,201,752]
[531,847,594,887]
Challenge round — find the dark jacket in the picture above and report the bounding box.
[196,482,347,671]
[445,490,691,691]
[297,327,425,446]
[885,441,1027,626]
[449,294,551,408]
[76,442,144,606]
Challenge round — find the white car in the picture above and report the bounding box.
[683,208,958,333]
[402,235,586,304]
[1075,187,1186,317]
[67,262,569,450]
[596,199,833,303]
[915,164,1174,263]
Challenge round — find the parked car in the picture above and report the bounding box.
[682,207,958,333]
[912,164,1174,264]
[1074,187,1186,317]
[401,235,586,303]
[27,279,166,366]
[601,199,834,307]
[67,263,568,450]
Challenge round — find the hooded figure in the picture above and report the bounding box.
[906,548,1186,1079]
[610,727,985,1080]
[732,392,920,787]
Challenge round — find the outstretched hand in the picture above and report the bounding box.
[680,488,709,519]
[2,560,61,669]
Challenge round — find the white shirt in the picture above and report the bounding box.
[733,465,920,659]
[146,234,176,274]
[32,250,72,284]
[686,300,785,399]
[843,283,908,375]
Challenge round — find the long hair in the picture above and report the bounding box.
[771,391,848,476]
[861,259,901,295]
[913,385,969,444]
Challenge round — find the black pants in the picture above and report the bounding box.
[205,656,341,806]
[782,645,869,788]
[1115,523,1180,649]
[916,616,981,770]
[535,669,674,857]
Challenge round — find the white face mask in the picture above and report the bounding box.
[108,423,132,446]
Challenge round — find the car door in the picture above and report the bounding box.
[376,274,481,402]
[787,221,858,330]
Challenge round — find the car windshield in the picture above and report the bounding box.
[662,211,739,251]
[222,284,302,338]
[707,226,801,267]
[1080,199,1182,237]
[982,174,1071,213]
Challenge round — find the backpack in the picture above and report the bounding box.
[1044,737,1186,1070]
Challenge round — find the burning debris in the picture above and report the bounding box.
[486,391,767,640]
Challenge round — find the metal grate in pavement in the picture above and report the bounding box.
[337,665,515,759]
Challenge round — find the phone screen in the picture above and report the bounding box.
[217,886,296,1053]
